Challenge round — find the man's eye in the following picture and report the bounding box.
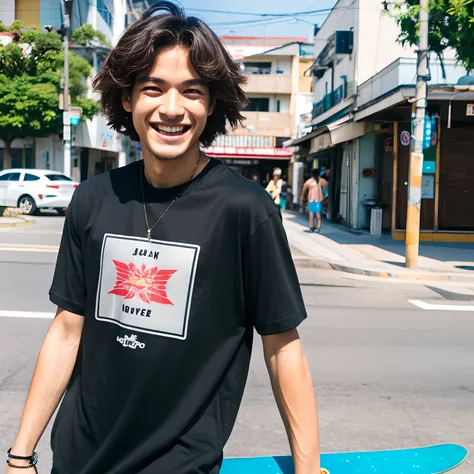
[143,87,162,93]
[184,89,204,95]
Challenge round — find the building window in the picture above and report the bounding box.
[97,0,112,26]
[245,98,270,112]
[276,100,281,113]
[242,62,272,75]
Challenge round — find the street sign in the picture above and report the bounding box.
[400,131,410,146]
[63,124,71,141]
[423,115,432,149]
[69,106,82,126]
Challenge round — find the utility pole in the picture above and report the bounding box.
[62,0,73,178]
[405,0,429,269]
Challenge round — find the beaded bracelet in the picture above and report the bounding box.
[5,449,38,470]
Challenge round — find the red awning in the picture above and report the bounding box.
[205,146,292,160]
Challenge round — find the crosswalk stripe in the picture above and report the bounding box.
[409,300,474,311]
[0,310,55,319]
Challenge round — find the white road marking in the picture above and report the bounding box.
[409,300,474,312]
[0,310,55,319]
[0,246,58,253]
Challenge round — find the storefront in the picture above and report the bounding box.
[204,146,292,187]
[393,103,474,236]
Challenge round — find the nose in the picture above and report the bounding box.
[158,89,185,119]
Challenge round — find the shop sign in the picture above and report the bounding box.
[384,137,393,152]
[222,159,253,166]
[205,146,292,158]
[400,131,411,147]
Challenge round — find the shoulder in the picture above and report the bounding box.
[209,161,278,226]
[74,161,140,201]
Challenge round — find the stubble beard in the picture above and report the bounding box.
[149,137,200,162]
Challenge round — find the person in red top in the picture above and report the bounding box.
[301,169,323,233]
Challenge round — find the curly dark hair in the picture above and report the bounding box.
[92,1,247,147]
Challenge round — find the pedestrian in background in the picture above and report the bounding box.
[5,2,321,474]
[265,167,283,208]
[301,168,323,233]
[320,167,330,217]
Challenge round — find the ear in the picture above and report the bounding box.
[207,97,216,117]
[122,90,133,113]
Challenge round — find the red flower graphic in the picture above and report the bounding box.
[108,260,177,305]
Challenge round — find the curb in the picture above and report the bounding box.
[0,217,34,229]
[329,262,474,283]
[293,257,332,269]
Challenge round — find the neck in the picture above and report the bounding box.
[142,146,206,188]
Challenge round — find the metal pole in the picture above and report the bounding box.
[405,0,429,269]
[62,1,71,178]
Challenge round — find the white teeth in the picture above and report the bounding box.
[155,125,186,133]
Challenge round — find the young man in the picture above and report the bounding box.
[6,3,320,473]
[301,169,323,233]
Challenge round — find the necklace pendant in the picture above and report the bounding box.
[147,229,151,243]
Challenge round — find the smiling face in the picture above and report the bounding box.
[122,46,215,162]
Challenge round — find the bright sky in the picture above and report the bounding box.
[179,0,337,42]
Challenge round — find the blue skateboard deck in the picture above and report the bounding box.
[221,443,467,474]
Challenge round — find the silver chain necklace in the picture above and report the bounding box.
[140,154,202,244]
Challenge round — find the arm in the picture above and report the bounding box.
[263,329,320,474]
[272,179,282,200]
[8,308,84,469]
[300,182,309,204]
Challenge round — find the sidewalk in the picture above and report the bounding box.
[284,211,474,282]
[0,216,34,228]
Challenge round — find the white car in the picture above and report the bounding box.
[0,169,79,215]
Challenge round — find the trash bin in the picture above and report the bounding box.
[370,207,382,237]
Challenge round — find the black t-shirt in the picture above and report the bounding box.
[49,158,306,474]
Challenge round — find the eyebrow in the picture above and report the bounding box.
[138,77,208,88]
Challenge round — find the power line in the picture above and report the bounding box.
[187,7,334,18]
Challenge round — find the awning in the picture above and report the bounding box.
[204,146,292,160]
[310,120,368,154]
[284,114,353,148]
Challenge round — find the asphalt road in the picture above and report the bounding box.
[0,216,473,473]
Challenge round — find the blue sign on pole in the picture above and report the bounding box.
[423,114,432,149]
[70,117,80,126]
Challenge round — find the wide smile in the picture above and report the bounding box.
[150,123,192,141]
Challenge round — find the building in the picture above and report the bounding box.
[205,36,314,192]
[286,0,474,240]
[0,0,133,180]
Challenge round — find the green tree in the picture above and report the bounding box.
[0,22,103,169]
[389,0,474,72]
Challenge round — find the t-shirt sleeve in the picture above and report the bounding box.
[49,186,86,316]
[243,211,307,335]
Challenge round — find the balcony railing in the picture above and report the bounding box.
[312,85,346,119]
[357,57,470,108]
[230,111,292,137]
[244,74,293,94]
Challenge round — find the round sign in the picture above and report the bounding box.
[400,131,411,147]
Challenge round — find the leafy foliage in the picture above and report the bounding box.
[390,0,474,71]
[0,22,106,168]
[72,24,110,48]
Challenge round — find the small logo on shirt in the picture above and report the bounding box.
[108,260,177,305]
[116,334,146,349]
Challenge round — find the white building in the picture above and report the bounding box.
[286,0,474,239]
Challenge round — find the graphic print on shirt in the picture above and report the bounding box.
[96,234,200,340]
